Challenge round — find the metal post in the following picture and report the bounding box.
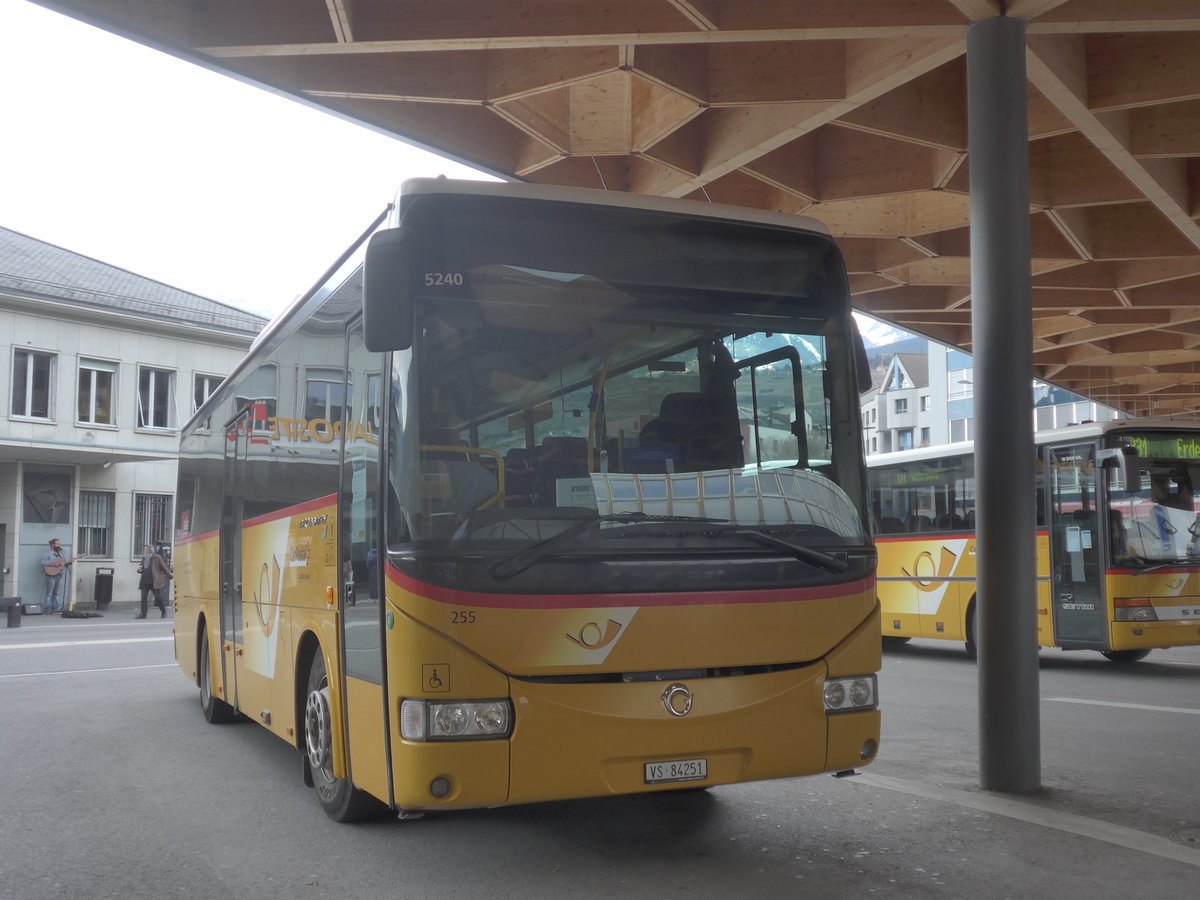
[967,16,1041,793]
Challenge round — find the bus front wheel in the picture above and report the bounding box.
[199,629,236,724]
[303,653,384,822]
[1101,649,1151,663]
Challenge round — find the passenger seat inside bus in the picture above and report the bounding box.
[633,392,744,472]
[535,436,589,505]
[503,448,536,507]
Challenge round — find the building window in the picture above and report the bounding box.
[193,373,223,430]
[949,367,973,398]
[12,349,55,419]
[133,493,173,554]
[950,418,975,442]
[871,437,877,453]
[78,358,116,425]
[305,368,349,423]
[894,398,908,414]
[78,491,115,557]
[920,427,931,446]
[920,395,930,412]
[898,428,914,451]
[23,465,72,524]
[138,366,177,429]
[194,373,222,414]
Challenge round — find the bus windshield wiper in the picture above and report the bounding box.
[729,528,852,574]
[489,512,727,581]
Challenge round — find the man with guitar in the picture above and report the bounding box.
[40,538,73,614]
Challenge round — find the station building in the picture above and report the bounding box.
[1,226,265,611]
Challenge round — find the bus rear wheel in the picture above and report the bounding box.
[199,629,236,724]
[1101,649,1151,663]
[303,652,385,822]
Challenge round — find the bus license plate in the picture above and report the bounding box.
[644,757,707,784]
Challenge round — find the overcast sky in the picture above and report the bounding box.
[0,1,908,346]
[0,0,496,318]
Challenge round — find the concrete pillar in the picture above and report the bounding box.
[966,15,1041,793]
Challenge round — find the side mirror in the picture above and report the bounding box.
[363,227,415,352]
[1097,445,1141,494]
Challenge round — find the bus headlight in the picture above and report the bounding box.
[824,675,877,713]
[1114,598,1158,622]
[400,699,513,741]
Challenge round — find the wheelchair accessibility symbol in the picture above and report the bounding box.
[422,664,450,692]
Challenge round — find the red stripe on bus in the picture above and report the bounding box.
[384,562,872,609]
[242,494,337,530]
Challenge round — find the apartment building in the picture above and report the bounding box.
[862,342,1123,456]
[1,226,265,610]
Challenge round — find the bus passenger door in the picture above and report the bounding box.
[337,326,391,804]
[220,411,250,710]
[1048,444,1105,646]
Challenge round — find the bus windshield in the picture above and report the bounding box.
[1107,458,1200,566]
[387,195,867,565]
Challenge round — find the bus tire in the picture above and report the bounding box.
[303,652,385,822]
[964,604,978,660]
[1101,649,1151,663]
[199,628,237,724]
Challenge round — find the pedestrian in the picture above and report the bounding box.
[40,537,72,614]
[136,543,171,619]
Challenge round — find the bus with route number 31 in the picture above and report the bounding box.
[173,179,881,821]
[870,420,1200,661]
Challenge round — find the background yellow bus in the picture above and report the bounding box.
[175,179,880,821]
[869,420,1200,662]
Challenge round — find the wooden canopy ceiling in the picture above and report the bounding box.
[38,0,1200,416]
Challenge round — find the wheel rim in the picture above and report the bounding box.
[305,677,333,775]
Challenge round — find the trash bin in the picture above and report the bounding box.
[1,597,21,628]
[94,568,114,610]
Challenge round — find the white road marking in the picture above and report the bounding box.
[1047,697,1200,716]
[0,663,177,680]
[0,637,174,650]
[846,772,1200,868]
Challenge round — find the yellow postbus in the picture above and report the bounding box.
[174,179,880,821]
[869,420,1200,662]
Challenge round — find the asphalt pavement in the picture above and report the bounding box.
[2,606,1198,899]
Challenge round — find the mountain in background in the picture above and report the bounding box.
[854,312,929,364]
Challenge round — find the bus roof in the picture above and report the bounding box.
[394,178,833,237]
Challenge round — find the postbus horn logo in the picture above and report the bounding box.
[565,619,623,650]
[901,546,959,591]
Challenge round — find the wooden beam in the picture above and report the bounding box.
[201,27,971,58]
[486,47,620,102]
[837,58,967,151]
[325,0,354,43]
[1028,34,1200,253]
[1031,1,1200,33]
[667,0,719,31]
